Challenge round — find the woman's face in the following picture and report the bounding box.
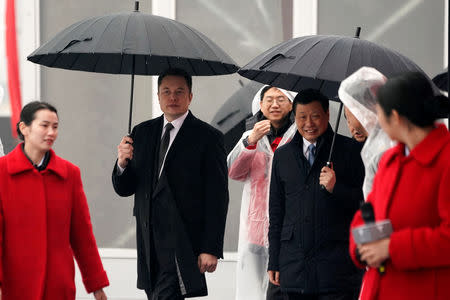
[21,109,59,153]
[376,103,398,141]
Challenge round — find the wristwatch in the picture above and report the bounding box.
[242,136,251,147]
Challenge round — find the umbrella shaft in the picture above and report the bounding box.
[128,57,136,134]
[328,102,343,162]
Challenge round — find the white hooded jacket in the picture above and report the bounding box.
[227,86,297,300]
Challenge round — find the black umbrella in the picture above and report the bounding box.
[432,68,448,92]
[432,68,450,124]
[238,28,432,166]
[211,80,264,153]
[27,1,238,133]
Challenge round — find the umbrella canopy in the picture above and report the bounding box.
[27,1,239,133]
[211,81,263,153]
[28,4,238,75]
[238,33,431,100]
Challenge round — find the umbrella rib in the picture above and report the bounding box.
[90,15,121,73]
[168,18,230,64]
[186,58,198,75]
[87,14,118,53]
[166,56,172,69]
[120,13,133,55]
[141,13,153,57]
[316,37,346,80]
[204,60,216,75]
[286,37,324,77]
[159,21,179,57]
[291,73,304,91]
[177,23,221,59]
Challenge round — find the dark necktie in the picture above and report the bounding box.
[157,123,174,175]
[307,144,316,166]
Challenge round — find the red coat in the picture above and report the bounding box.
[349,124,450,300]
[0,145,109,300]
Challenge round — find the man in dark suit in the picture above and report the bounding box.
[112,68,229,300]
[267,89,364,300]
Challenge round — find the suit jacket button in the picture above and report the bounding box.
[144,221,148,228]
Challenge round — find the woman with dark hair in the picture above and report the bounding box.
[349,72,450,300]
[0,101,109,300]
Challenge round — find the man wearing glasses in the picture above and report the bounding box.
[228,85,297,300]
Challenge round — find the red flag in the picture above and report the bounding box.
[5,0,22,138]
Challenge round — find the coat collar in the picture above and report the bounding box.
[6,143,68,179]
[383,124,450,167]
[376,124,450,220]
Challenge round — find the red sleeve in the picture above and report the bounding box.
[70,166,109,293]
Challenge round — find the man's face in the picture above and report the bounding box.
[158,75,193,121]
[344,106,368,142]
[260,87,292,123]
[295,101,329,143]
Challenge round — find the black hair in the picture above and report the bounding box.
[292,89,329,114]
[260,85,275,101]
[16,101,58,141]
[157,68,192,93]
[377,72,448,128]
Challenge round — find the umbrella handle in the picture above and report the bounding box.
[320,161,333,190]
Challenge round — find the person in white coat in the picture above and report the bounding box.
[338,66,390,199]
[228,85,297,300]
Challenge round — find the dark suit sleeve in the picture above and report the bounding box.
[111,128,138,197]
[268,151,285,271]
[200,130,229,258]
[332,141,364,212]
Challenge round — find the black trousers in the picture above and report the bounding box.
[283,290,360,300]
[145,231,184,300]
[145,267,184,300]
[267,282,285,300]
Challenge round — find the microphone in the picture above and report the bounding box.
[361,201,375,223]
[352,202,392,274]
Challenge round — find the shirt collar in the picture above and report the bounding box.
[163,110,189,130]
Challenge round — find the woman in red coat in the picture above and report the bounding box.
[0,102,109,300]
[349,72,450,300]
